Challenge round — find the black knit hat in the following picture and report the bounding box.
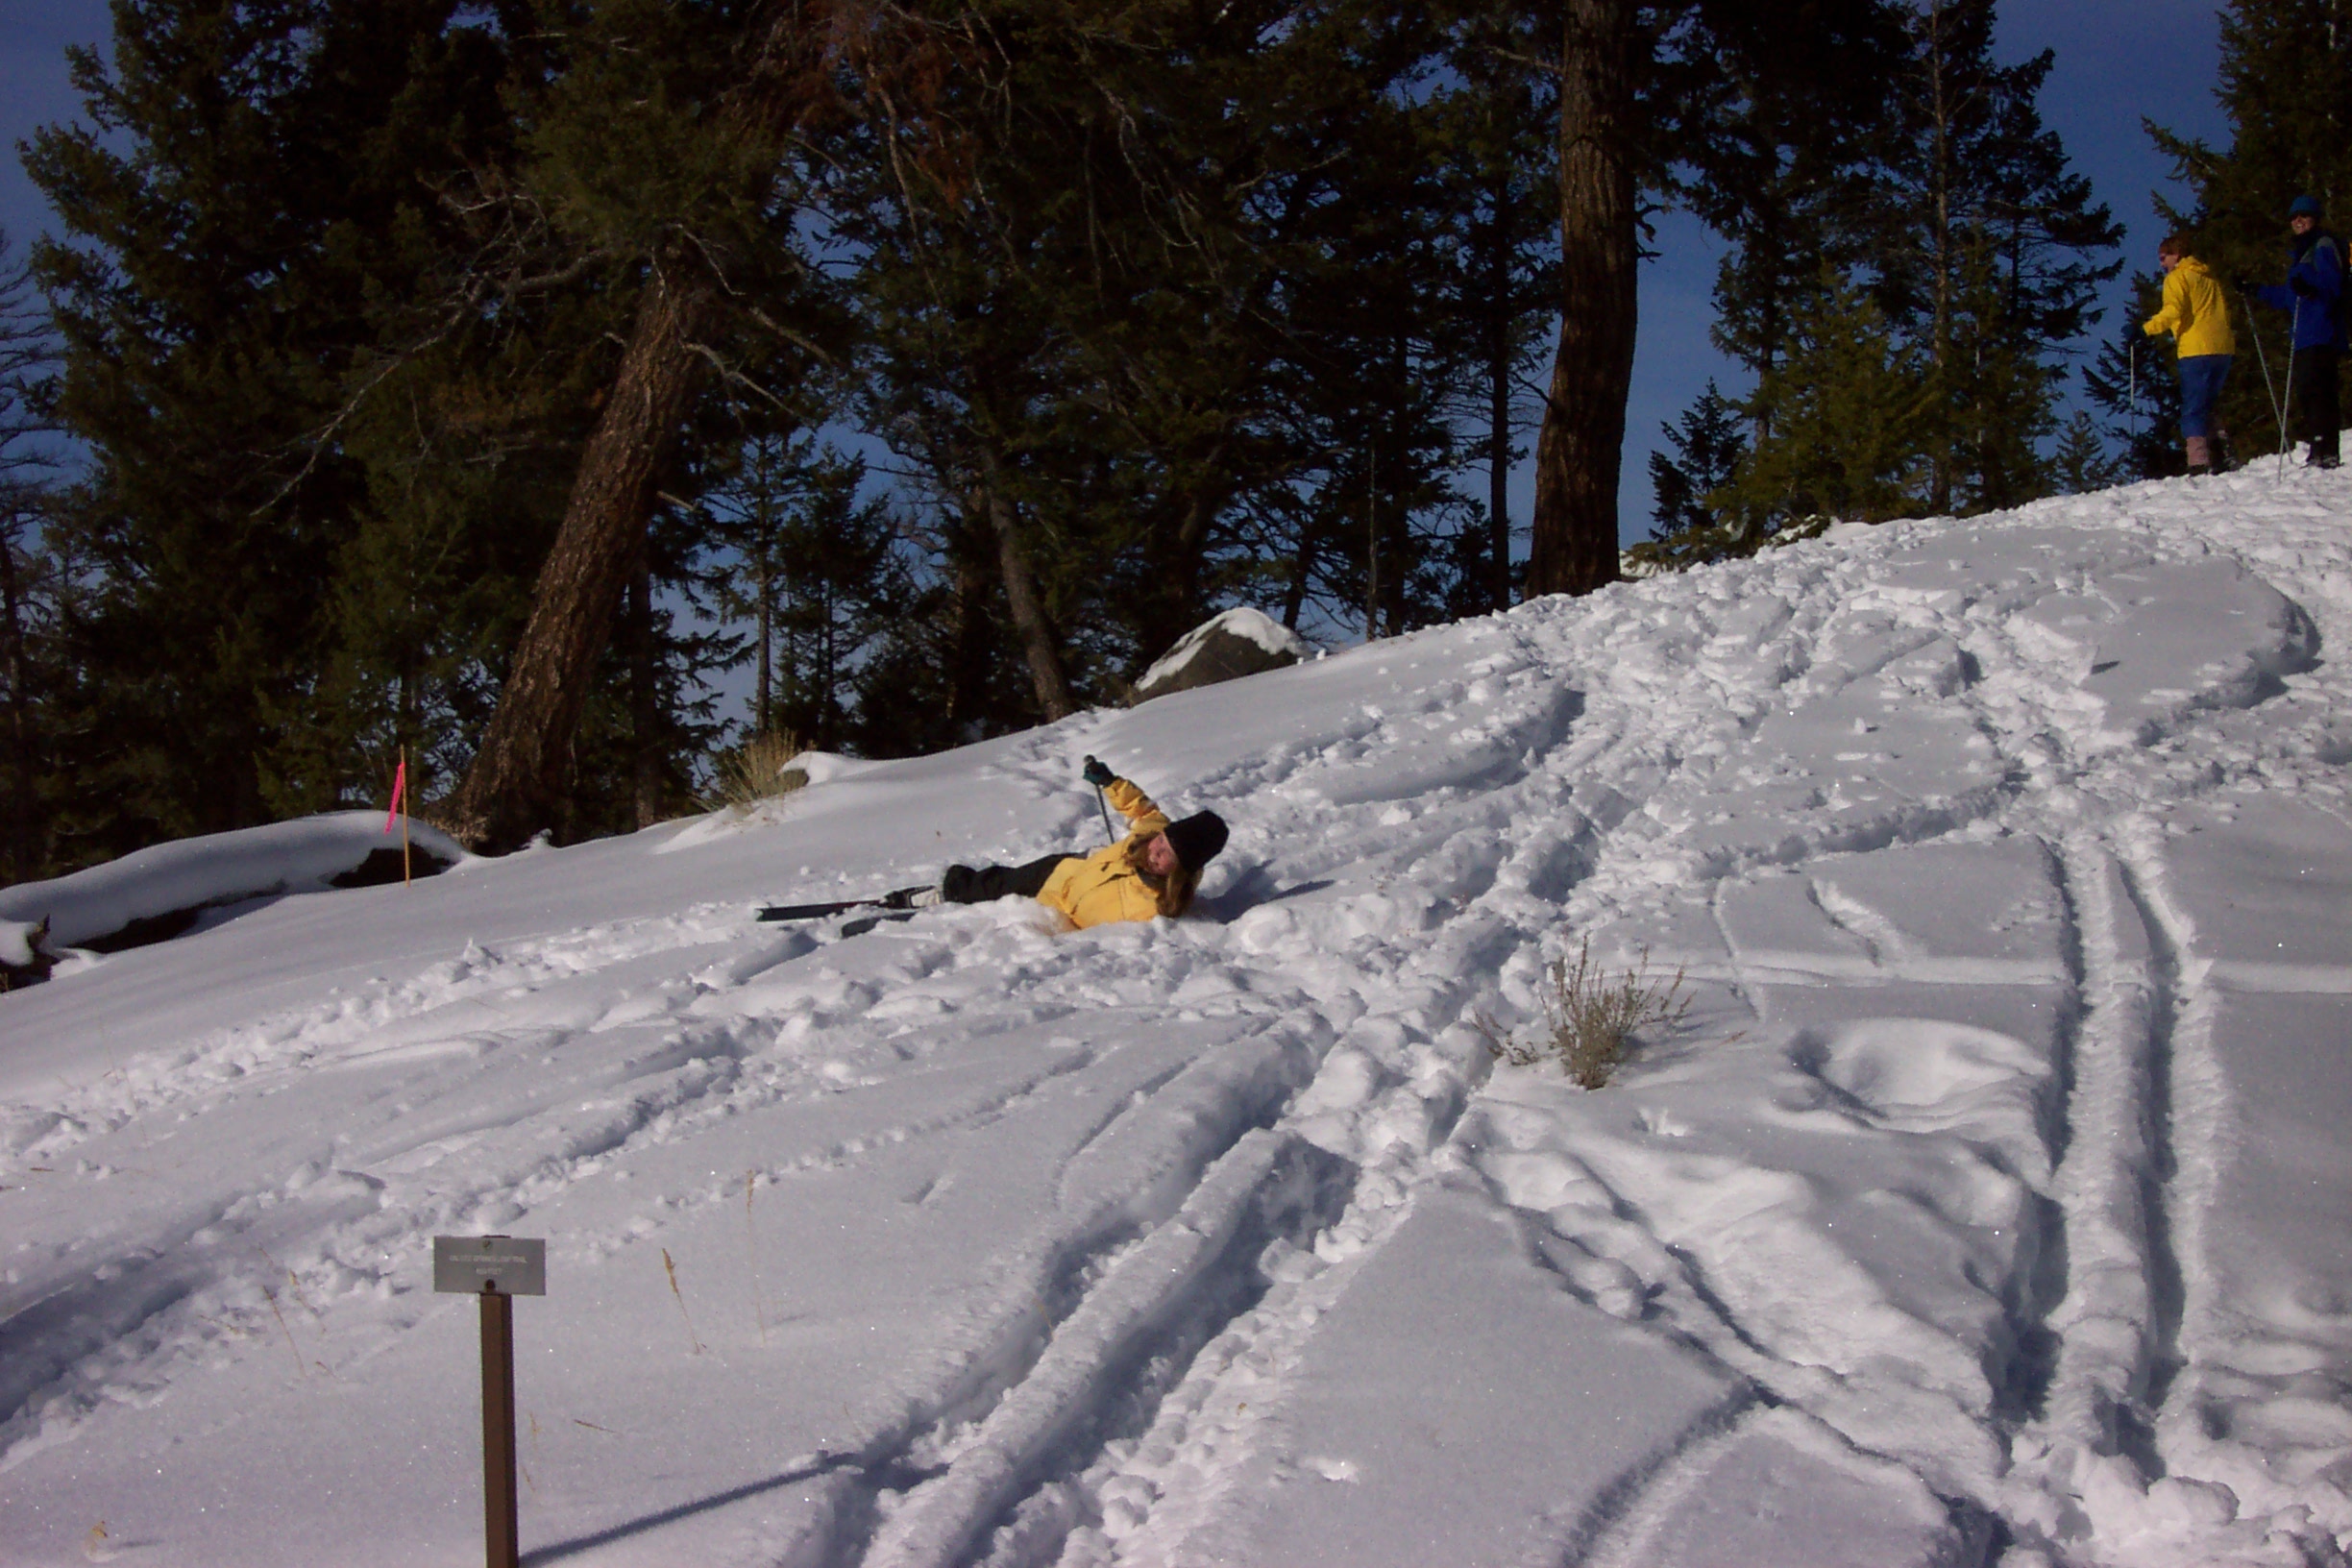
[1163,810,1228,872]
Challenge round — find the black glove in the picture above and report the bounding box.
[1081,755,1116,788]
[2232,275,2254,292]
[2291,276,2318,298]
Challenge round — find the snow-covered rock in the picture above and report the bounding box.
[0,810,470,950]
[1132,605,1312,702]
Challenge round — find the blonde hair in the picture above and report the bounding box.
[1125,835,1200,918]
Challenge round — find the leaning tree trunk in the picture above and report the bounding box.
[1527,0,1637,599]
[979,479,1077,722]
[441,266,717,850]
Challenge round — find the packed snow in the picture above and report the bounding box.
[7,466,2352,1567]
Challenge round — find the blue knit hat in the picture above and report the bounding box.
[2290,194,2322,218]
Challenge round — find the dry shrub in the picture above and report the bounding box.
[706,731,808,811]
[1488,937,1689,1090]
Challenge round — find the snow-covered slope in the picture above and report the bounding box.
[7,468,2352,1568]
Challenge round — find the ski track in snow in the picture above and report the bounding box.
[7,472,2352,1566]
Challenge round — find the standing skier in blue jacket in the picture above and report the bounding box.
[2248,195,2344,470]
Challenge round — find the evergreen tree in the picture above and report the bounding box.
[2147,0,2352,461]
[1628,381,1768,574]
[1430,6,1558,612]
[703,435,906,750]
[564,497,736,835]
[1717,269,1936,527]
[1937,233,2066,510]
[1643,381,1750,550]
[1700,0,2116,532]
[839,0,1475,735]
[0,230,61,883]
[1526,0,1906,597]
[25,0,547,851]
[441,0,851,848]
[1666,1,1894,408]
[2051,410,2122,494]
[1872,0,2119,514]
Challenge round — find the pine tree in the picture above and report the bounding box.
[1717,269,1936,527]
[1526,0,1905,597]
[1871,0,2119,514]
[1430,6,1558,611]
[443,0,862,849]
[703,436,905,750]
[25,0,544,850]
[0,230,60,883]
[2147,0,2352,461]
[2051,411,2122,494]
[1643,381,1750,549]
[1706,0,2116,527]
[1938,233,2065,510]
[839,0,1477,725]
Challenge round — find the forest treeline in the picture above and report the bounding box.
[0,0,2343,879]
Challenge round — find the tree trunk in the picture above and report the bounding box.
[1282,527,1313,631]
[1527,0,1637,599]
[1162,453,1230,648]
[0,511,32,882]
[755,539,773,737]
[441,265,717,850]
[944,527,992,736]
[628,560,661,830]
[1923,0,1954,515]
[980,479,1076,721]
[1484,147,1515,610]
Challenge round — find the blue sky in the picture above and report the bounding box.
[0,2,2234,544]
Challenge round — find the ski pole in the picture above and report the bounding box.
[2281,338,2299,477]
[1092,784,1117,846]
[2242,291,2290,475]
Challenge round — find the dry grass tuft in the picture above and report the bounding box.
[706,731,808,811]
[662,1247,706,1356]
[1486,937,1690,1090]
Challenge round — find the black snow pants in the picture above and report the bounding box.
[2289,344,2341,462]
[942,853,1073,904]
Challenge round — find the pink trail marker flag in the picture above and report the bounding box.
[385,756,407,834]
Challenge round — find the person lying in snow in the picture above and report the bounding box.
[894,757,1228,929]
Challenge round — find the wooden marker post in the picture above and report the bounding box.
[434,1236,547,1568]
[479,1285,516,1566]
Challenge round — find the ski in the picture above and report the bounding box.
[755,897,878,922]
[755,888,928,923]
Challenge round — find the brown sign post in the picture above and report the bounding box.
[434,1237,547,1568]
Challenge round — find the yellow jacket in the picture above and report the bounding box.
[1039,778,1170,929]
[2144,257,2235,357]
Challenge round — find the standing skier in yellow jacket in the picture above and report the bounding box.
[2144,233,2236,475]
[903,757,1228,928]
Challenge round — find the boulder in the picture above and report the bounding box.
[1131,606,1311,703]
